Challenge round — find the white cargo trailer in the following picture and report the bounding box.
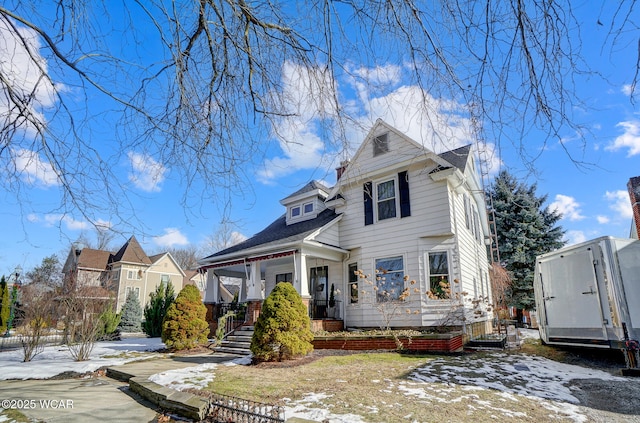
[534,236,640,369]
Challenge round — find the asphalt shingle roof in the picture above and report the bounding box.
[203,208,340,260]
[111,235,152,265]
[435,144,471,172]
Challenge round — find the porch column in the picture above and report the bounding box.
[240,276,247,302]
[246,261,263,326]
[295,253,311,315]
[204,270,220,303]
[247,261,262,300]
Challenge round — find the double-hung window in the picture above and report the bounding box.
[364,171,410,225]
[428,252,450,299]
[374,256,405,302]
[348,263,359,304]
[377,179,397,220]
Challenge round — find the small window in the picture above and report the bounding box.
[127,269,140,280]
[161,275,170,284]
[126,286,140,300]
[291,207,301,218]
[377,179,397,220]
[428,252,450,299]
[373,133,389,156]
[276,273,293,284]
[348,263,359,304]
[375,256,405,302]
[304,202,314,214]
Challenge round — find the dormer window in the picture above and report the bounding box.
[373,133,389,156]
[291,206,301,218]
[304,203,314,214]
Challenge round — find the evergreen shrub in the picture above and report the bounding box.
[162,285,208,350]
[251,282,313,362]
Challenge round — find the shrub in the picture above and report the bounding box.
[0,277,9,333]
[97,305,121,340]
[142,281,175,337]
[251,282,313,362]
[118,291,143,332]
[162,285,208,350]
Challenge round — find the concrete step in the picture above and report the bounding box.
[223,340,251,349]
[226,334,252,342]
[215,345,252,355]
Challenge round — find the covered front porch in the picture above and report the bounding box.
[200,242,348,332]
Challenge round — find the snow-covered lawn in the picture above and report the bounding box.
[0,337,164,380]
[0,331,635,423]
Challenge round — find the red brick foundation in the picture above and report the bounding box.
[312,332,463,353]
[245,300,263,325]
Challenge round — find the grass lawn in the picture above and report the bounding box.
[205,343,588,422]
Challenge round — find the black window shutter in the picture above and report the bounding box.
[398,171,411,217]
[363,182,373,226]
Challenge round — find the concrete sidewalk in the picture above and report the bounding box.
[0,351,241,423]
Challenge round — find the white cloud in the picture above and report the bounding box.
[549,194,584,221]
[0,17,59,136]
[596,215,610,224]
[12,148,59,187]
[258,62,502,183]
[153,228,189,248]
[622,84,635,96]
[28,213,89,230]
[564,230,587,246]
[607,120,640,156]
[605,190,633,220]
[127,152,167,192]
[229,231,247,246]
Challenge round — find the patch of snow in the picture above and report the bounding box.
[0,337,165,380]
[149,363,218,391]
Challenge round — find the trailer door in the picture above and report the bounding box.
[539,248,608,342]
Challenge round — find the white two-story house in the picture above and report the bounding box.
[198,120,492,334]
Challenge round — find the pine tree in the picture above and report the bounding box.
[143,282,175,337]
[0,277,10,333]
[251,282,314,362]
[118,291,143,332]
[162,285,208,350]
[488,170,565,310]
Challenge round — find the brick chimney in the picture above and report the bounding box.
[336,160,350,181]
[628,176,640,239]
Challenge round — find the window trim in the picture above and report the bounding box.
[348,263,359,304]
[373,133,389,156]
[374,255,406,302]
[426,251,451,300]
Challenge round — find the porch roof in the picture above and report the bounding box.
[199,209,342,267]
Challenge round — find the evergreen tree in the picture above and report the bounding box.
[251,282,314,362]
[118,291,143,332]
[143,282,176,337]
[488,170,565,310]
[162,285,208,350]
[0,277,10,333]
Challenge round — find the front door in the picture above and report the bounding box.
[310,266,328,318]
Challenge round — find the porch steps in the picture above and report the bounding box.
[214,325,254,356]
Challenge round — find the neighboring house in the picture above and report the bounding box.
[198,120,492,333]
[62,236,186,312]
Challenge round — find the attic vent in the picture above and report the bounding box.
[373,133,389,156]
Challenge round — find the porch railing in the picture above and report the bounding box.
[216,302,248,335]
[309,299,341,319]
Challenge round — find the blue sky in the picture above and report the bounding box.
[1,2,639,278]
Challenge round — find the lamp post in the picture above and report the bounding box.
[4,265,21,337]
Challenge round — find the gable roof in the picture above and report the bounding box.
[202,208,340,260]
[280,180,332,203]
[434,144,471,172]
[77,248,112,271]
[110,235,152,265]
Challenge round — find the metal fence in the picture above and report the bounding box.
[0,334,63,351]
[205,392,284,423]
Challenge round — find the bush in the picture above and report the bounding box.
[97,305,121,340]
[118,291,142,332]
[162,285,208,350]
[251,282,313,362]
[0,277,10,333]
[142,281,175,337]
